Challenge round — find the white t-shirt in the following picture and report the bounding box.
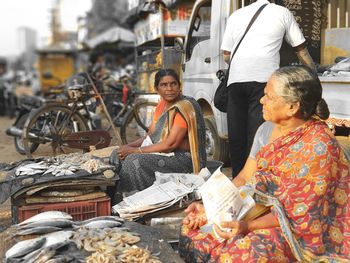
[221,0,306,84]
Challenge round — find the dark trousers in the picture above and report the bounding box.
[227,82,265,178]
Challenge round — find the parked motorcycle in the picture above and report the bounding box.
[6,95,45,154]
[6,72,66,155]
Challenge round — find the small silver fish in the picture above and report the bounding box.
[5,236,46,259]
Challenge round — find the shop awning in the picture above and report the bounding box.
[85,26,135,49]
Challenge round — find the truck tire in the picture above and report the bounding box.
[204,115,230,164]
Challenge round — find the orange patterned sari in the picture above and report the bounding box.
[179,120,350,262]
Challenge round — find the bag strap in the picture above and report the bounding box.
[227,3,268,67]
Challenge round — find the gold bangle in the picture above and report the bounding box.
[138,147,143,153]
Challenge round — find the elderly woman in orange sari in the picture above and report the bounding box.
[179,66,350,262]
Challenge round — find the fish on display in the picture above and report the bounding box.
[76,215,125,226]
[14,226,62,236]
[25,241,72,263]
[42,230,75,247]
[46,255,75,263]
[73,227,141,256]
[17,218,74,230]
[5,236,46,259]
[80,220,123,229]
[14,161,48,176]
[18,211,73,226]
[43,163,79,176]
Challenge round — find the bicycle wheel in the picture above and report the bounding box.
[14,112,39,155]
[120,101,157,144]
[22,104,89,158]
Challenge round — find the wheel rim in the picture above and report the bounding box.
[23,106,88,158]
[205,125,215,158]
[121,102,156,144]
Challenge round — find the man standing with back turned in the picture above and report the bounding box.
[221,0,316,177]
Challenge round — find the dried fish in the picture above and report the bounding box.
[15,162,48,176]
[5,236,46,259]
[86,252,118,263]
[43,163,79,176]
[117,245,162,263]
[40,188,95,197]
[73,226,141,257]
[18,211,72,226]
[25,191,106,204]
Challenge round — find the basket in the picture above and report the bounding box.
[16,196,111,223]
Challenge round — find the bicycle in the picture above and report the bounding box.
[22,71,157,158]
[104,78,158,144]
[118,92,157,144]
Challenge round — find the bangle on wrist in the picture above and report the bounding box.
[138,147,143,153]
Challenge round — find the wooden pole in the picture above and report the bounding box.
[86,73,123,146]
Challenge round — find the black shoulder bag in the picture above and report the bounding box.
[214,4,268,112]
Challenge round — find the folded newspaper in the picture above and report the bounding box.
[199,168,255,242]
[112,168,210,220]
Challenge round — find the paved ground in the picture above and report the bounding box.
[0,116,24,231]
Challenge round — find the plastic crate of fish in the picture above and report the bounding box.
[16,196,111,223]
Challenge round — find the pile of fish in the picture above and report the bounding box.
[5,211,161,263]
[6,211,76,262]
[14,161,81,177]
[13,152,114,177]
[117,246,162,263]
[73,226,139,253]
[14,161,48,176]
[86,246,162,263]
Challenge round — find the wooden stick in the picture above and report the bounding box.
[86,73,123,146]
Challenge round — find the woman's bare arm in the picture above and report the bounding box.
[232,158,257,187]
[140,125,188,153]
[122,122,156,148]
[247,212,279,232]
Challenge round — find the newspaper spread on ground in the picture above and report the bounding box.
[112,181,192,220]
[199,168,255,242]
[112,168,211,220]
[153,167,210,189]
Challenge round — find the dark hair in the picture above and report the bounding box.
[273,65,330,120]
[154,69,180,89]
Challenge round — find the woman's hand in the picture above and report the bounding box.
[213,220,249,240]
[117,145,139,160]
[182,202,207,230]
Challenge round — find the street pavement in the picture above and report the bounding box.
[0,116,23,231]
